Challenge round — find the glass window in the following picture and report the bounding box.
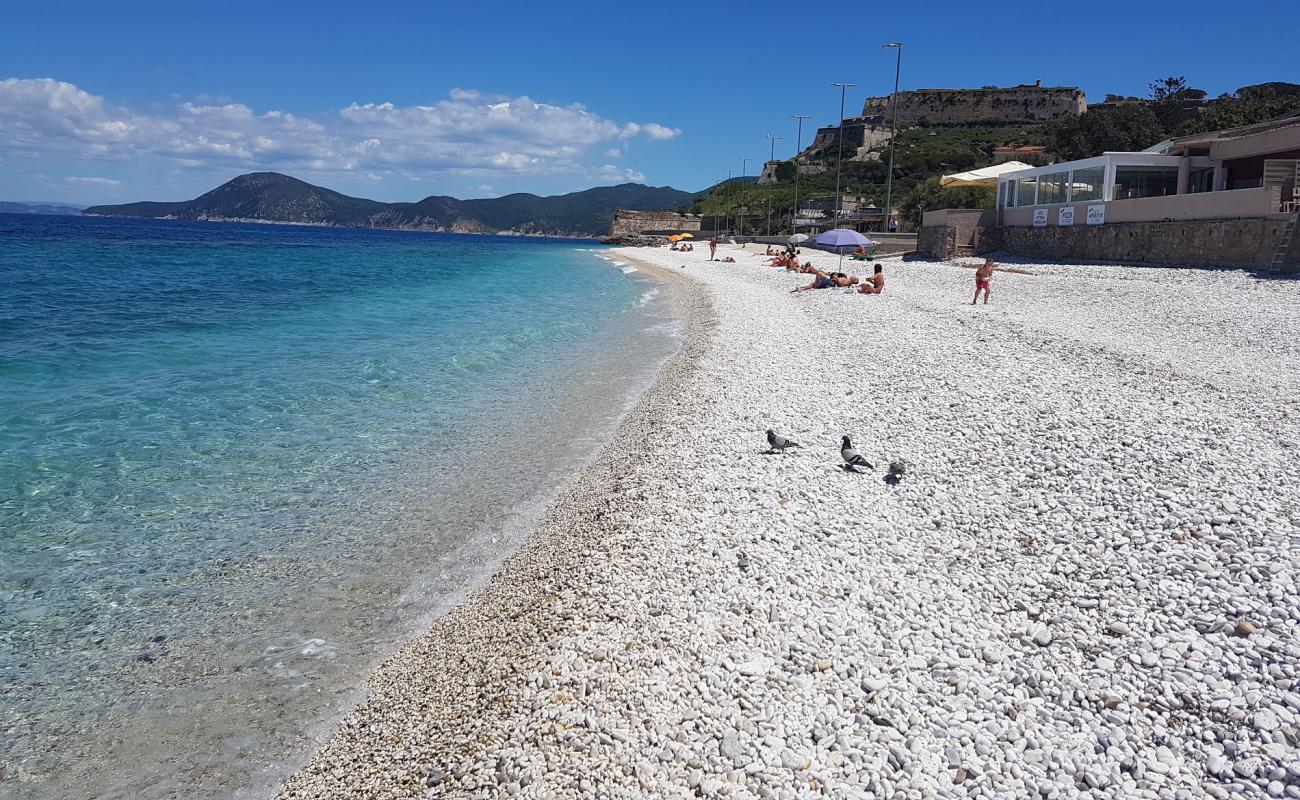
[1017,176,1038,207]
[1037,172,1069,204]
[1187,168,1214,193]
[1069,166,1106,202]
[1114,166,1179,200]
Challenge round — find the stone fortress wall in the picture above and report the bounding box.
[608,209,702,237]
[861,83,1087,124]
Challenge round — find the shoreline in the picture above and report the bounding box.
[276,255,714,798]
[278,243,1300,799]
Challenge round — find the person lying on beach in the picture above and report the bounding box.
[793,270,857,292]
[973,259,994,304]
[722,256,736,263]
[765,246,776,256]
[858,265,885,294]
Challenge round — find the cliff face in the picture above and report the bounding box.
[862,85,1086,124]
[84,173,703,238]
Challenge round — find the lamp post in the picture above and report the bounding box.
[764,133,782,236]
[790,114,809,237]
[832,82,857,227]
[883,42,903,233]
[739,157,750,237]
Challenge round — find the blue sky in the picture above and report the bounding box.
[2,0,1295,205]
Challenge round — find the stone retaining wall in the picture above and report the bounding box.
[983,218,1295,269]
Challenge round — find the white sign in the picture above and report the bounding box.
[1058,207,1074,226]
[1032,208,1048,227]
[1087,205,1106,225]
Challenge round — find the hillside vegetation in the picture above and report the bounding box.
[692,80,1300,231]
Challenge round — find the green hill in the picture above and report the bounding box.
[84,173,703,237]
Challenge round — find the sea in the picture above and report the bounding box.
[0,214,679,799]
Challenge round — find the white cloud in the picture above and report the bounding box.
[64,176,120,187]
[595,164,646,184]
[641,123,681,140]
[0,78,677,185]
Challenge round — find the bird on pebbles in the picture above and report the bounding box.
[886,460,908,485]
[840,435,874,472]
[765,429,800,454]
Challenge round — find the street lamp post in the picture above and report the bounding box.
[764,133,782,236]
[790,115,809,237]
[831,82,857,227]
[883,42,903,233]
[739,157,750,237]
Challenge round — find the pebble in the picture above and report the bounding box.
[272,247,1300,800]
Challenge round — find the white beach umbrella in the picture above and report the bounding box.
[940,161,1034,188]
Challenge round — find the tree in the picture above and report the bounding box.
[775,161,796,182]
[1050,105,1166,161]
[1150,76,1191,102]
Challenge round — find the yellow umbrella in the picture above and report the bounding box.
[677,232,694,239]
[668,234,684,242]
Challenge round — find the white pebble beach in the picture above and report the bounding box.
[277,242,1300,800]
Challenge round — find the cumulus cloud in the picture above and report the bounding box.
[0,78,677,184]
[595,164,646,184]
[64,176,120,187]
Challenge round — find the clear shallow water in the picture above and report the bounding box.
[0,215,677,799]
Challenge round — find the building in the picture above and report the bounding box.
[992,145,1050,165]
[795,195,899,233]
[994,112,1300,226]
[861,82,1086,125]
[919,113,1300,269]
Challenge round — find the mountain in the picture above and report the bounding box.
[0,201,84,215]
[83,173,703,238]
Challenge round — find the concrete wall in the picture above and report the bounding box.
[608,210,702,237]
[862,86,1086,124]
[984,217,1294,268]
[918,209,996,259]
[1001,187,1283,227]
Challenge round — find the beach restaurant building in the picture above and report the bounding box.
[995,113,1300,227]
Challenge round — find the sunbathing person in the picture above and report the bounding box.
[858,265,885,294]
[793,270,858,292]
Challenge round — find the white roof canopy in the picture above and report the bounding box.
[940,161,1036,188]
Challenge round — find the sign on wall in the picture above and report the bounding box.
[1087,205,1106,225]
[1033,208,1048,227]
[1058,207,1074,226]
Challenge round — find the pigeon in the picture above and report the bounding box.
[766,429,800,453]
[888,460,908,480]
[840,435,874,472]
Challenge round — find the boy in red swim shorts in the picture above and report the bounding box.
[972,259,994,305]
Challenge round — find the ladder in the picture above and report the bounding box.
[1272,209,1300,271]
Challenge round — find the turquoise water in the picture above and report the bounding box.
[0,215,677,799]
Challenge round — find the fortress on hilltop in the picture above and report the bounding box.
[860,82,1087,124]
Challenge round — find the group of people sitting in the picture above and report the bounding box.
[670,241,695,252]
[793,264,885,295]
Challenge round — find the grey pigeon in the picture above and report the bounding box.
[840,435,874,472]
[766,429,799,453]
[888,460,908,480]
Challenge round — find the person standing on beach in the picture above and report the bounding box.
[972,259,994,304]
[709,237,718,261]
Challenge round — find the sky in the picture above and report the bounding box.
[1,0,1296,206]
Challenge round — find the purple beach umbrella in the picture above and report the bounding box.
[814,228,876,269]
[814,228,875,248]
